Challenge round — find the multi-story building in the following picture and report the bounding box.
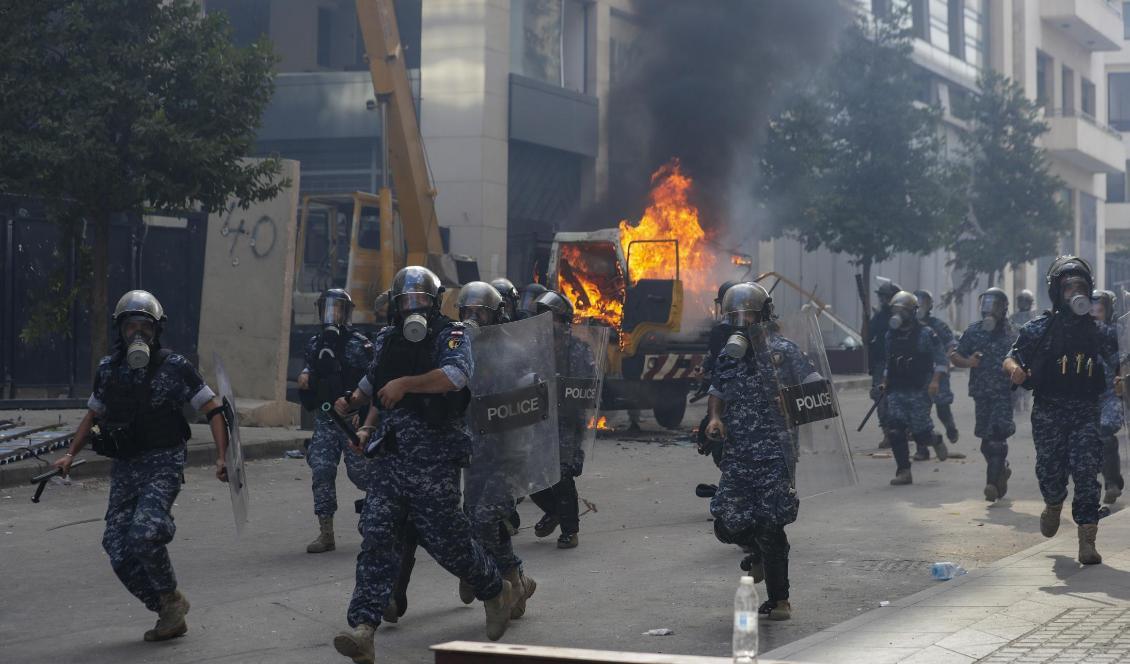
[202,0,634,286]
[1103,2,1130,293]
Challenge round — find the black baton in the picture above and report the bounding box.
[323,402,361,447]
[857,390,887,432]
[30,458,87,503]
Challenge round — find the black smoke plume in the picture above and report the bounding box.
[584,0,848,235]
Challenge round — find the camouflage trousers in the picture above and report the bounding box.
[466,500,521,574]
[710,454,795,602]
[307,419,373,517]
[1100,392,1124,438]
[347,455,502,628]
[1032,399,1102,525]
[886,388,936,470]
[102,446,186,612]
[973,393,1016,441]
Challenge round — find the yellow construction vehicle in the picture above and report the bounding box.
[292,0,476,327]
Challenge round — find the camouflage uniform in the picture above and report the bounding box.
[956,319,1018,491]
[302,332,376,517]
[922,315,959,441]
[1097,322,1124,497]
[1008,314,1117,525]
[883,324,948,470]
[708,333,810,605]
[868,307,893,432]
[89,351,214,612]
[346,322,503,628]
[530,330,597,538]
[1009,310,1037,413]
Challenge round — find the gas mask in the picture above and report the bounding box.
[722,310,760,358]
[981,314,997,333]
[888,313,905,330]
[402,313,428,342]
[1060,277,1091,317]
[121,318,156,370]
[396,293,434,343]
[722,331,750,359]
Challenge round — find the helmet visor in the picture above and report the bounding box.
[320,298,350,326]
[1060,276,1090,303]
[460,306,495,327]
[396,292,433,313]
[519,289,545,313]
[1092,298,1110,321]
[725,309,758,328]
[120,315,156,341]
[980,293,1006,318]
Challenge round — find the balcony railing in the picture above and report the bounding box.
[1045,107,1124,140]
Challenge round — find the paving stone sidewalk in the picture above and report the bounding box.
[763,507,1130,663]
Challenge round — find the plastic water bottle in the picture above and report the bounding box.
[733,575,759,663]
[931,562,967,580]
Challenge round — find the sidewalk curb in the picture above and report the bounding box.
[833,376,871,392]
[761,507,1130,660]
[0,433,310,490]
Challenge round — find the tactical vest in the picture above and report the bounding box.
[301,330,368,412]
[1035,319,1106,399]
[371,318,470,423]
[886,327,933,390]
[96,349,191,457]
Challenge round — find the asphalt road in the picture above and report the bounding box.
[0,373,1081,663]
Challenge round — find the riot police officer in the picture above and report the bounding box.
[50,290,230,642]
[704,282,809,621]
[1011,289,1037,415]
[949,288,1017,502]
[529,290,593,549]
[915,289,961,449]
[1091,289,1124,505]
[694,280,741,498]
[332,267,516,662]
[1004,257,1116,565]
[868,279,901,447]
[518,282,549,318]
[883,291,949,485]
[297,289,375,553]
[490,278,522,322]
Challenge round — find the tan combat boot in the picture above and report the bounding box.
[766,600,792,621]
[307,516,335,553]
[505,568,538,619]
[144,590,190,642]
[1040,503,1063,538]
[333,623,376,664]
[1078,524,1103,565]
[483,579,515,641]
[458,579,475,605]
[890,468,912,486]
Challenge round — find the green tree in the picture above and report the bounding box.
[949,71,1070,296]
[0,0,285,371]
[762,9,967,358]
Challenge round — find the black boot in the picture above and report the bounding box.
[913,443,931,461]
[937,404,959,443]
[980,439,1010,502]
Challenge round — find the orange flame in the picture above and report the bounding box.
[557,159,718,328]
[588,415,611,430]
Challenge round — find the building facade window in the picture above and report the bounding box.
[1082,78,1096,118]
[204,0,271,47]
[1063,66,1075,113]
[1037,51,1053,109]
[510,0,589,94]
[1108,168,1127,204]
[1081,192,1098,269]
[911,0,930,40]
[1110,73,1130,130]
[947,0,965,59]
[317,8,333,68]
[1124,2,1130,40]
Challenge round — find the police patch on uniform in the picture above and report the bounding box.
[448,329,464,349]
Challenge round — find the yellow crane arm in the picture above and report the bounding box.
[355,0,444,265]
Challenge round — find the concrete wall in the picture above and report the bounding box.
[197,159,300,424]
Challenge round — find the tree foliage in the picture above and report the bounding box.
[949,71,1070,295]
[0,0,285,365]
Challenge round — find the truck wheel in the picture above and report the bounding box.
[653,386,688,429]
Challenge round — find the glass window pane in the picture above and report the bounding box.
[1109,73,1130,130]
[510,0,563,86]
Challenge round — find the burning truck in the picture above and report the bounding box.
[547,162,743,429]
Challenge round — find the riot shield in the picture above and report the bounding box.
[768,312,858,498]
[464,313,561,510]
[556,324,610,468]
[213,354,249,534]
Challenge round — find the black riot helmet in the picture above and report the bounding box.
[519,283,549,315]
[1046,255,1094,316]
[913,289,934,320]
[113,290,167,369]
[316,288,354,328]
[1092,289,1116,324]
[535,290,575,325]
[391,266,443,342]
[490,278,520,320]
[458,281,505,327]
[979,287,1008,332]
[888,291,919,330]
[720,282,773,329]
[1015,289,1034,313]
[876,278,901,307]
